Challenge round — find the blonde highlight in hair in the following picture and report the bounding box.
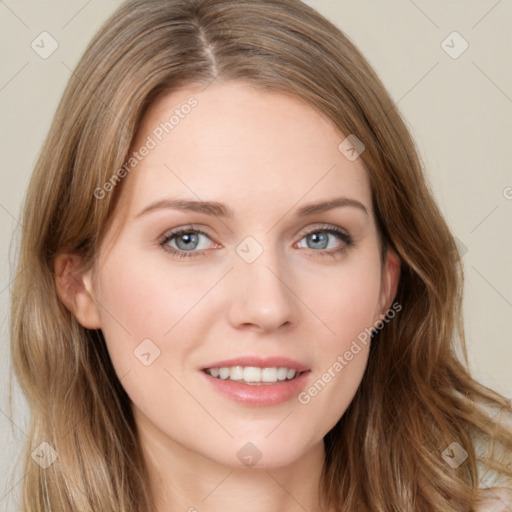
[9,0,512,510]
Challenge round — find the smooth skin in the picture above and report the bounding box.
[55,81,401,512]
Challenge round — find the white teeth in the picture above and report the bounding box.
[230,366,244,380]
[287,369,296,379]
[205,366,302,384]
[276,367,288,380]
[261,367,277,382]
[243,367,261,382]
[219,367,230,379]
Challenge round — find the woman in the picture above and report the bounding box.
[9,0,511,510]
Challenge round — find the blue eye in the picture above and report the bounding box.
[159,224,353,259]
[159,227,213,258]
[297,226,353,257]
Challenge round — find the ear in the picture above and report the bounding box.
[54,253,101,329]
[377,247,401,315]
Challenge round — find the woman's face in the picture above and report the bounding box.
[76,81,399,469]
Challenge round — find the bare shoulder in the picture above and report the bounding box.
[474,487,512,512]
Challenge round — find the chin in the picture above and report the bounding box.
[205,432,321,470]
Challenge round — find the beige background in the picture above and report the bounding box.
[1,1,511,508]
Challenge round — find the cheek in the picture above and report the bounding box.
[91,251,211,431]
[94,250,210,339]
[293,252,381,427]
[91,249,209,383]
[304,251,383,346]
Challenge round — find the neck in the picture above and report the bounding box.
[136,410,330,512]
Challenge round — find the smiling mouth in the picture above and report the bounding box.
[203,366,306,385]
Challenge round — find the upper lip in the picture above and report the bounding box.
[201,356,310,372]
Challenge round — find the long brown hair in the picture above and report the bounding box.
[9,0,511,510]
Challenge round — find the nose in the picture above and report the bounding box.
[226,244,297,333]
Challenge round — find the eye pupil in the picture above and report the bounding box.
[176,232,199,250]
[308,232,328,250]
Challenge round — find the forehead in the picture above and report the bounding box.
[118,81,372,220]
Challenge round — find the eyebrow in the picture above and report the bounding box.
[136,196,369,218]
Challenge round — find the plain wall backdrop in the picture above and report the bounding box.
[1,1,511,509]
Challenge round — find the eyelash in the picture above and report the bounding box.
[158,224,354,259]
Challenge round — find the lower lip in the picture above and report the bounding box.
[201,370,311,407]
